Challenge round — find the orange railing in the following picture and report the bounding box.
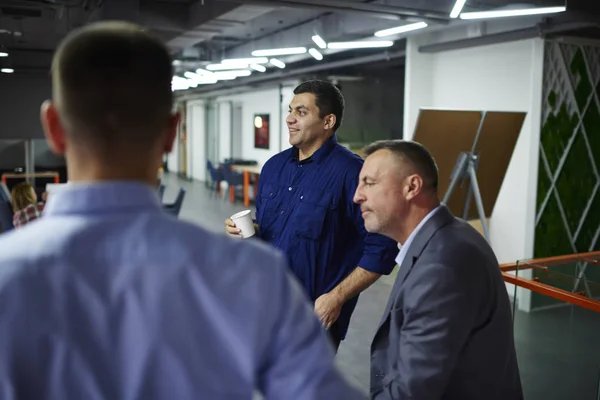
[1,172,60,184]
[500,251,600,313]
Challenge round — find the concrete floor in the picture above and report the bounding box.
[163,174,600,399]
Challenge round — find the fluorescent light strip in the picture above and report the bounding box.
[460,6,566,20]
[250,64,266,72]
[175,74,217,88]
[206,63,249,71]
[252,47,307,57]
[449,0,467,18]
[312,35,327,49]
[308,48,323,61]
[0,52,8,57]
[374,22,428,37]
[183,71,199,79]
[269,58,286,69]
[212,70,252,80]
[327,41,394,49]
[222,57,268,64]
[1,68,14,73]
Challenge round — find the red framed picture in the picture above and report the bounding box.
[254,114,270,149]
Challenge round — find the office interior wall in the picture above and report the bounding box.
[218,101,232,161]
[0,140,64,170]
[340,74,405,145]
[167,103,182,174]
[0,74,50,140]
[214,85,295,166]
[188,100,206,182]
[404,36,545,311]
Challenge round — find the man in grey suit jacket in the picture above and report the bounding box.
[353,140,523,400]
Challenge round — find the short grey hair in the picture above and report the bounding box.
[363,140,439,193]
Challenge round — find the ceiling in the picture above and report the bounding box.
[0,0,595,90]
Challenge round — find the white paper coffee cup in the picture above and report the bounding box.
[230,209,256,239]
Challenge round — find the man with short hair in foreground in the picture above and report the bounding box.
[0,21,364,399]
[354,140,523,400]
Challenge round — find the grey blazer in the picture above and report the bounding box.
[370,205,523,400]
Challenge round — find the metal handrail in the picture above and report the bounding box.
[500,251,600,313]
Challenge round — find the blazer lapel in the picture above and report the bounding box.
[375,206,455,331]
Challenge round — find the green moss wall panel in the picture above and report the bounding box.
[533,42,600,310]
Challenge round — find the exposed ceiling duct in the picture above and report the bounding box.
[167,3,275,51]
[217,0,450,23]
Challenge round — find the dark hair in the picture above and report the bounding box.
[294,80,344,131]
[52,21,173,152]
[364,140,439,193]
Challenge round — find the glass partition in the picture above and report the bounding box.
[502,252,600,400]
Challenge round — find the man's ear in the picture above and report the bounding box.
[404,174,424,201]
[40,100,67,155]
[324,114,336,131]
[163,112,180,154]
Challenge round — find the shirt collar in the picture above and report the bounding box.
[290,134,338,164]
[43,181,161,216]
[395,205,442,267]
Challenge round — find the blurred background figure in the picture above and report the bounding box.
[11,181,45,228]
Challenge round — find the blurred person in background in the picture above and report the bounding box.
[11,181,46,228]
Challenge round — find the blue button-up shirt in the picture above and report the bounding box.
[256,136,398,338]
[0,181,365,399]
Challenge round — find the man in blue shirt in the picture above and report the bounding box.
[226,81,398,350]
[0,22,364,399]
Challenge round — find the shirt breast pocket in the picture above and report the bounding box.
[258,183,280,226]
[293,188,338,240]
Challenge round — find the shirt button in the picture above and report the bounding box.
[300,195,304,200]
[288,187,292,191]
[269,192,273,196]
[280,210,284,215]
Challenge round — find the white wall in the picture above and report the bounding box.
[187,100,206,181]
[218,101,232,161]
[280,87,295,153]
[404,36,544,311]
[216,83,297,166]
[167,129,179,174]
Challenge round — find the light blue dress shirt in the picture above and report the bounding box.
[395,205,442,267]
[0,181,364,400]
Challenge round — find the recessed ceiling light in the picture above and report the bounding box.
[1,68,14,73]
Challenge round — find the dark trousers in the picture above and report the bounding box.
[327,321,342,352]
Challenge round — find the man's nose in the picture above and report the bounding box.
[286,113,295,124]
[353,187,364,204]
